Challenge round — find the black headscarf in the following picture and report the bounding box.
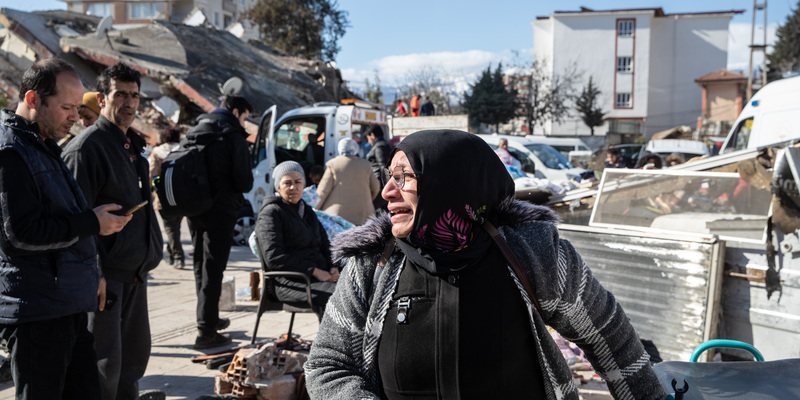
[392,130,515,274]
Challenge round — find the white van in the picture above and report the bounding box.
[720,75,800,154]
[478,134,588,183]
[526,136,592,166]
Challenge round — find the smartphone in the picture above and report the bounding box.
[122,200,148,216]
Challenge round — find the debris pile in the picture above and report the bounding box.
[215,340,311,400]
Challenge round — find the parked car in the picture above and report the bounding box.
[645,139,709,161]
[607,143,645,168]
[478,134,588,184]
[527,136,593,167]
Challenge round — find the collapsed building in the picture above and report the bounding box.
[0,7,355,144]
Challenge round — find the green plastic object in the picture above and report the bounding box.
[690,339,765,362]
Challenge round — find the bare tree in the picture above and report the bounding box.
[394,65,456,115]
[513,58,582,135]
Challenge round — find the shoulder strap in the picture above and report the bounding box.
[482,220,543,315]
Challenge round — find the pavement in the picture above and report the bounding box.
[0,218,319,400]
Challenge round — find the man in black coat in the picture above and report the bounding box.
[185,95,254,349]
[63,62,164,400]
[366,126,392,211]
[0,58,131,400]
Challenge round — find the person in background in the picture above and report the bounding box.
[63,62,164,400]
[366,126,393,211]
[79,91,101,128]
[635,152,664,170]
[304,130,665,399]
[495,138,522,170]
[394,99,408,117]
[185,95,254,350]
[604,147,627,169]
[420,96,435,116]
[255,161,338,320]
[410,94,421,117]
[149,126,185,269]
[308,164,324,187]
[315,138,380,225]
[0,57,131,400]
[665,153,685,167]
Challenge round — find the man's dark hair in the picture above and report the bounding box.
[607,148,620,156]
[96,62,141,96]
[18,58,79,105]
[368,126,384,138]
[219,95,253,115]
[159,126,182,144]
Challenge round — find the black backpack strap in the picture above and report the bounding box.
[482,220,543,315]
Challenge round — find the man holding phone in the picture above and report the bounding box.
[63,62,163,400]
[0,58,132,399]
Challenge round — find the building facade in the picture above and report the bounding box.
[532,7,742,143]
[58,0,256,29]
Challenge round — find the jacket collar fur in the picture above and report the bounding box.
[331,198,559,264]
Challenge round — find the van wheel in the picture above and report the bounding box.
[232,206,255,246]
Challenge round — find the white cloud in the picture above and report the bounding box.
[727,22,778,73]
[342,49,530,102]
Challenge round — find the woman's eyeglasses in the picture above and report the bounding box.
[384,167,419,190]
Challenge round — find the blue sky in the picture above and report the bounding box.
[13,0,797,94]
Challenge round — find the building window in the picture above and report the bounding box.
[608,120,641,134]
[86,3,113,17]
[127,2,165,19]
[616,93,632,108]
[617,56,633,72]
[213,12,220,26]
[618,20,634,37]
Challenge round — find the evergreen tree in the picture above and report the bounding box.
[463,63,517,132]
[768,1,800,74]
[248,0,349,61]
[575,77,606,135]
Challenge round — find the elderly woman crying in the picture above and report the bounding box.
[304,130,665,399]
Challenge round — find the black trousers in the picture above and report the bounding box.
[0,313,101,400]
[274,277,336,321]
[188,211,237,334]
[159,210,184,261]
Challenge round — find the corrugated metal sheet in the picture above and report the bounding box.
[559,224,724,362]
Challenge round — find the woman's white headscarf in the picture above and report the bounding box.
[337,138,360,156]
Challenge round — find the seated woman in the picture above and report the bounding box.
[304,130,665,399]
[254,161,339,319]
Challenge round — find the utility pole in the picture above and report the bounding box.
[747,0,768,100]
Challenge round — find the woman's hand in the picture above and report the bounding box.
[312,267,339,283]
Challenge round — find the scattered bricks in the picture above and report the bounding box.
[256,374,297,400]
[231,382,259,399]
[214,374,233,394]
[246,342,310,383]
[226,348,257,383]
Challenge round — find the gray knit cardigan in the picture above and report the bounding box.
[305,199,666,400]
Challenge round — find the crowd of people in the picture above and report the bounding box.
[394,94,435,117]
[0,57,666,400]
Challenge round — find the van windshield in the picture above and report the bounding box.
[524,144,575,169]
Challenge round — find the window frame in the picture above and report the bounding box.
[618,19,634,37]
[617,56,633,73]
[616,93,632,108]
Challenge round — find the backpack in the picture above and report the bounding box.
[154,141,214,218]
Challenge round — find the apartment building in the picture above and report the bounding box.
[532,7,742,142]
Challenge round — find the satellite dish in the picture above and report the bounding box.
[95,16,113,38]
[220,77,243,95]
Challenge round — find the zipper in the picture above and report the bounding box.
[396,296,412,324]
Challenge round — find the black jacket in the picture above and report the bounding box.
[255,196,333,277]
[184,109,254,217]
[366,137,392,185]
[0,109,100,323]
[63,115,163,282]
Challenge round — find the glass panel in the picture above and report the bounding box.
[128,2,165,19]
[86,3,113,17]
[591,169,772,243]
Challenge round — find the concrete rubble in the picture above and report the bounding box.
[1,7,356,144]
[215,340,310,400]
